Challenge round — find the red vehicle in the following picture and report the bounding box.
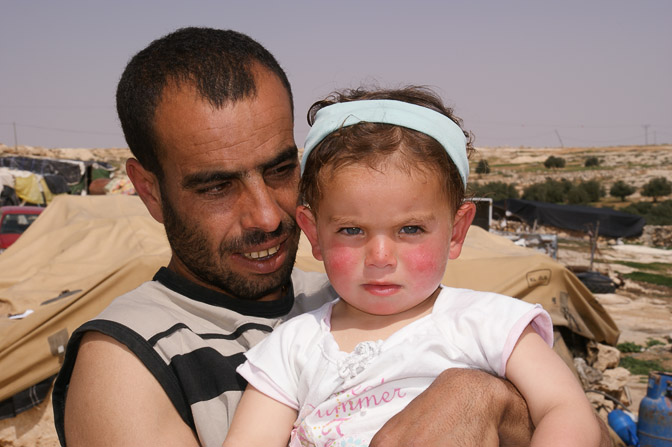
[0,206,44,252]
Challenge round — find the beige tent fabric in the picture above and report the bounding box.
[0,195,618,402]
[441,227,619,345]
[0,195,170,401]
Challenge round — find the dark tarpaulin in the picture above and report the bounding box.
[495,199,646,238]
[0,186,20,207]
[43,175,70,195]
[0,156,84,184]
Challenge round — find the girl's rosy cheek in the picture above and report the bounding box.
[323,247,358,276]
[404,245,445,280]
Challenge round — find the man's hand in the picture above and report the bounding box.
[370,368,533,447]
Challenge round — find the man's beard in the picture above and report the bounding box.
[161,196,299,300]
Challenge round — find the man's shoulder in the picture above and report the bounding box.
[289,268,337,318]
[94,279,206,339]
[98,279,170,318]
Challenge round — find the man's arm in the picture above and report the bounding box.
[63,331,200,447]
[370,368,612,447]
[370,368,529,447]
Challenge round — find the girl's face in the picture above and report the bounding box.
[297,162,474,316]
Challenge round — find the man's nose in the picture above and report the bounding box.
[365,235,396,269]
[240,182,284,233]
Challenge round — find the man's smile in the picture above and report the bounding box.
[243,244,280,260]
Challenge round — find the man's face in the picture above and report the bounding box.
[151,68,300,301]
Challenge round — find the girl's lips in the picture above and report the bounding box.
[362,283,401,296]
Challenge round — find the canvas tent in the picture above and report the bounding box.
[0,194,619,418]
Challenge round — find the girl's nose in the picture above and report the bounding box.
[365,236,396,269]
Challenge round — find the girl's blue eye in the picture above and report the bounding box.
[401,226,421,234]
[340,227,362,235]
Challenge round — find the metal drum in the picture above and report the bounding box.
[638,371,672,447]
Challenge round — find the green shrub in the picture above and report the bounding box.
[475,159,491,174]
[613,260,672,271]
[544,155,566,169]
[621,200,672,225]
[619,356,669,375]
[617,342,643,353]
[522,183,548,202]
[469,181,519,201]
[642,177,672,203]
[584,157,600,167]
[623,271,672,288]
[577,180,605,202]
[567,186,590,204]
[646,338,665,348]
[610,180,636,201]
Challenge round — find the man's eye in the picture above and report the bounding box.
[198,182,231,196]
[339,227,362,235]
[267,162,297,178]
[400,226,422,234]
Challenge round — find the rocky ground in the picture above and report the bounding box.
[0,143,670,445]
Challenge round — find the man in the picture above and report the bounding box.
[52,27,608,447]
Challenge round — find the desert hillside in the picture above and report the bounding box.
[473,145,672,199]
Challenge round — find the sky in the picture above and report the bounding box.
[1,0,670,150]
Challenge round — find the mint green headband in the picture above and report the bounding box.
[301,99,469,187]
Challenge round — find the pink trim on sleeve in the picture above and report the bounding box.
[236,361,299,410]
[498,305,553,377]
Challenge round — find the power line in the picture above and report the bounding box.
[0,122,120,136]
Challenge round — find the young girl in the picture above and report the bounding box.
[223,87,601,447]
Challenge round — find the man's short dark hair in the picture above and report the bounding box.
[116,27,293,177]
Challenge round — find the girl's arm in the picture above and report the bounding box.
[222,384,297,447]
[506,325,602,447]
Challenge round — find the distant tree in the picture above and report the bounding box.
[610,180,637,202]
[584,157,600,168]
[641,177,672,203]
[567,186,590,205]
[577,180,605,202]
[470,181,518,201]
[622,200,672,225]
[522,183,548,202]
[475,159,491,174]
[544,178,568,203]
[544,156,566,169]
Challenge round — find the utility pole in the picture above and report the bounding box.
[643,124,650,145]
[554,129,564,148]
[13,122,18,150]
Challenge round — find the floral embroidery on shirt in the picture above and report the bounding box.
[337,340,383,379]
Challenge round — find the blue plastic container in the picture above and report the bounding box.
[609,409,639,446]
[637,371,672,447]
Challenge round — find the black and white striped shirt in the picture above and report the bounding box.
[53,267,335,447]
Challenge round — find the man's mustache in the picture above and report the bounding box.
[220,219,298,253]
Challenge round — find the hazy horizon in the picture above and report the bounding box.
[1,0,670,150]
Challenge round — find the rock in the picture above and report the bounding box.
[575,357,603,388]
[596,367,632,405]
[646,343,672,355]
[587,342,621,372]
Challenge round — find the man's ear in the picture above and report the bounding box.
[448,201,476,260]
[126,158,165,224]
[296,205,323,261]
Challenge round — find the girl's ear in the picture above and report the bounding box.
[448,201,476,260]
[296,205,323,261]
